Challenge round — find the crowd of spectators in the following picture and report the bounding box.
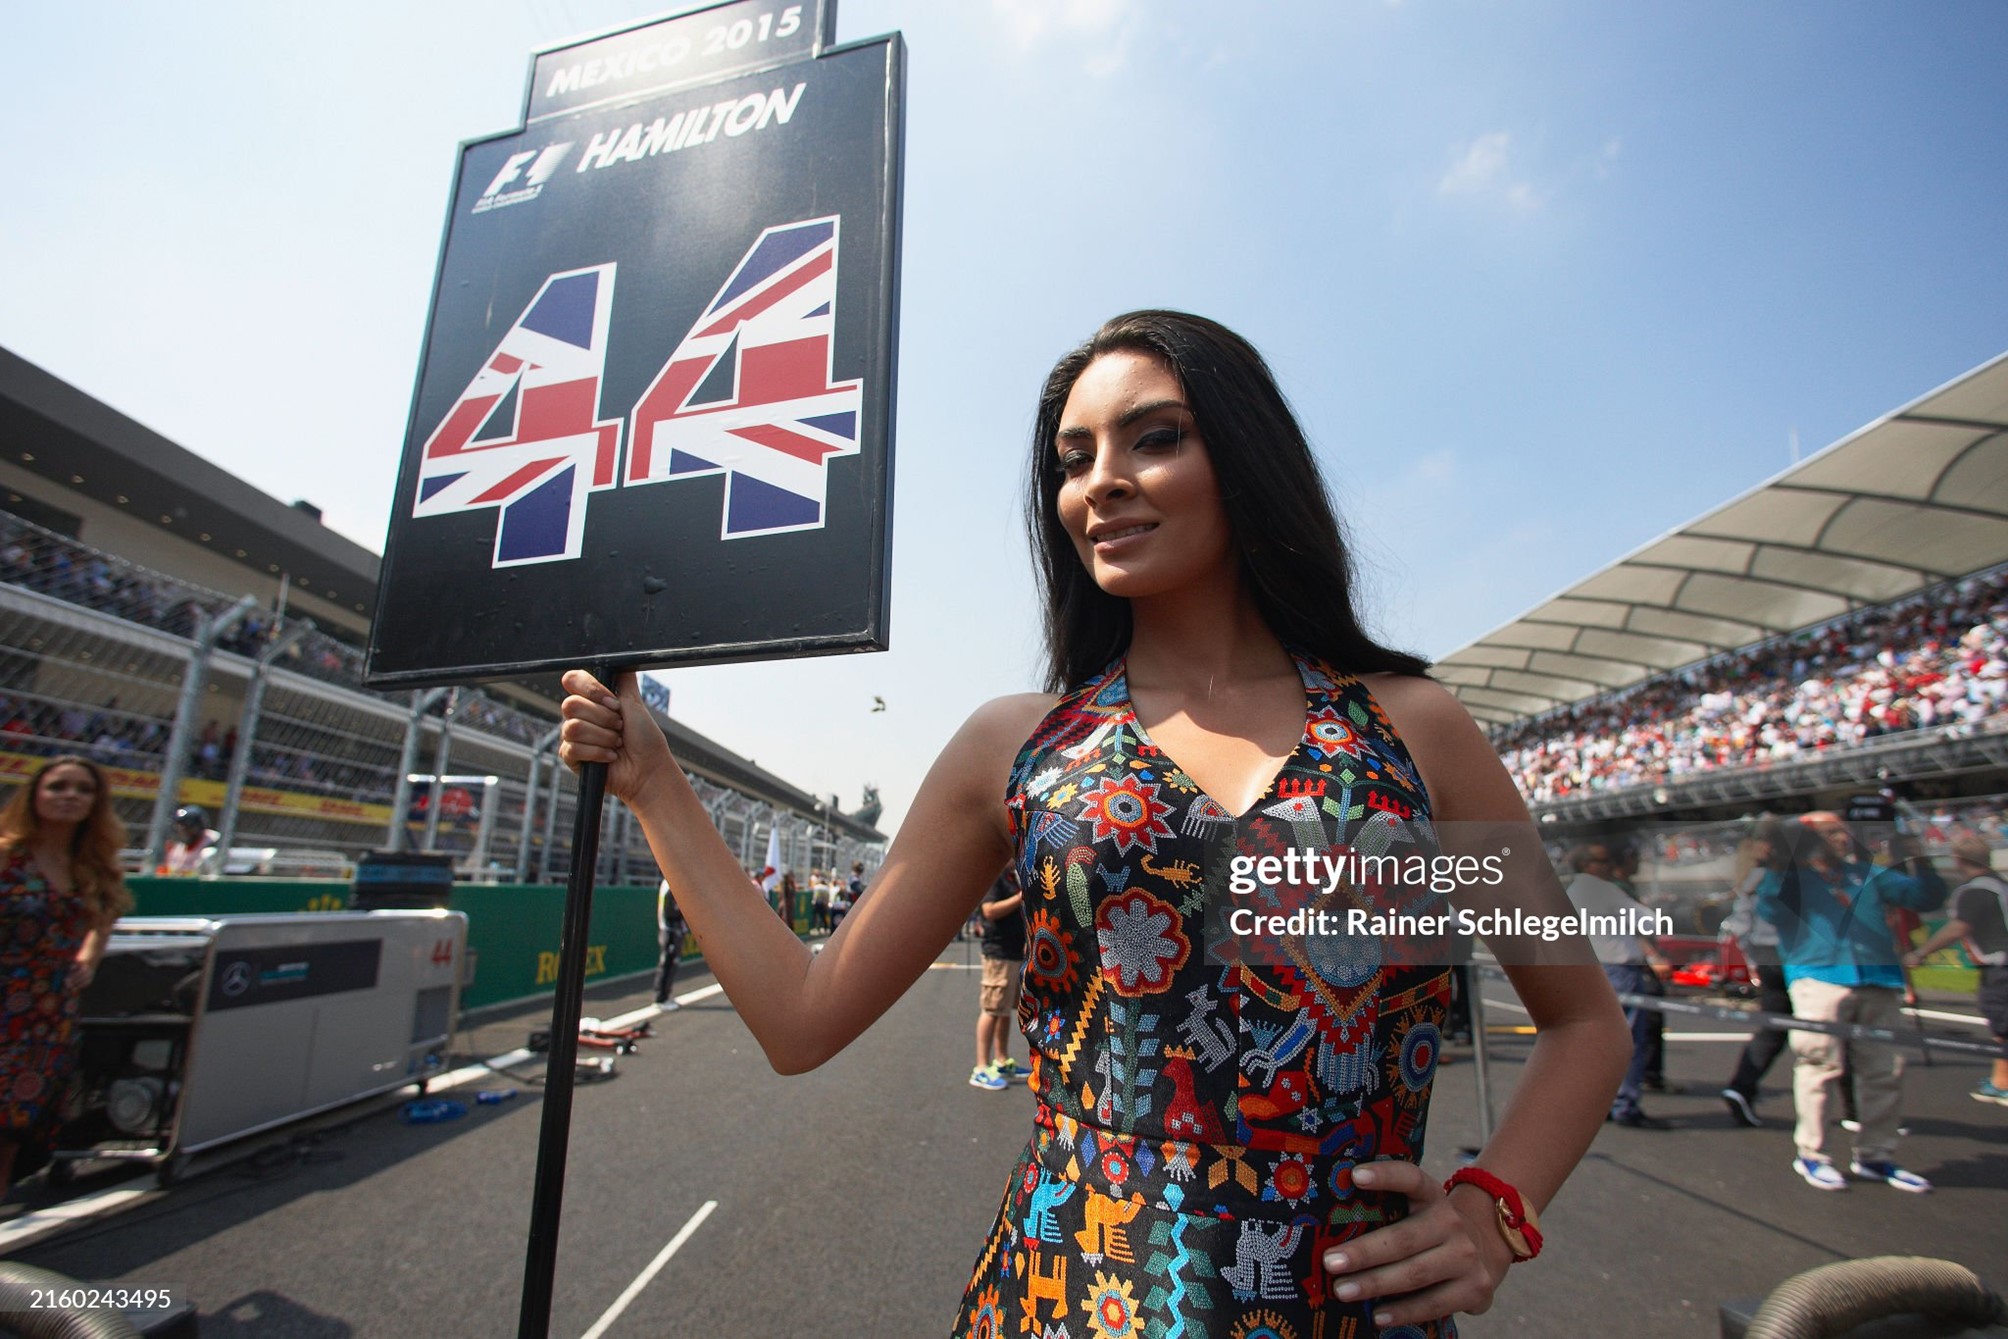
[1,508,550,759]
[1497,568,2008,805]
[2,512,364,683]
[0,689,401,802]
[0,693,168,769]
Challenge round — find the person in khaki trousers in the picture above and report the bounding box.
[1757,804,1946,1192]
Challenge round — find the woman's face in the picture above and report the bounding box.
[34,763,98,828]
[1054,350,1233,600]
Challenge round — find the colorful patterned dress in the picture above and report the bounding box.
[955,652,1458,1339]
[0,846,93,1134]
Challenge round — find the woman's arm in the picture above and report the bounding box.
[74,915,116,989]
[1320,675,1631,1326]
[560,670,1050,1073]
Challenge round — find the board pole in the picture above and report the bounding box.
[517,667,612,1339]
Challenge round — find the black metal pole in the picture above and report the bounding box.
[516,670,612,1339]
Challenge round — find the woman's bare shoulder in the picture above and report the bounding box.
[1360,671,1528,822]
[1358,671,1472,741]
[911,694,1063,844]
[954,693,1063,757]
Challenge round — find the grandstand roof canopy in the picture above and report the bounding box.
[0,346,384,616]
[1436,350,2008,728]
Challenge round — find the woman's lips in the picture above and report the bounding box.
[1091,522,1158,553]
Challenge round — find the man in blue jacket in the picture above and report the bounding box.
[1758,802,1946,1192]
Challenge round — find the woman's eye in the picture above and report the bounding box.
[1057,451,1092,475]
[1136,428,1182,451]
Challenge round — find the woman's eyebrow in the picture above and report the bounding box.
[1055,398,1190,443]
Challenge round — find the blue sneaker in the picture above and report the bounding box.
[1849,1159,1931,1193]
[969,1065,1007,1091]
[992,1058,1025,1083]
[1973,1081,2008,1107]
[1793,1157,1848,1191]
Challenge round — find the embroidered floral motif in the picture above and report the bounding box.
[1399,1022,1441,1093]
[1085,1271,1142,1339]
[965,1285,1004,1339]
[1262,1152,1315,1208]
[1095,892,1189,996]
[1075,775,1176,855]
[1304,705,1367,761]
[1026,908,1082,994]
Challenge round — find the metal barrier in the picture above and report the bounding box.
[1464,959,2001,1140]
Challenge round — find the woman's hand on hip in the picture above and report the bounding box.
[1321,1160,1513,1326]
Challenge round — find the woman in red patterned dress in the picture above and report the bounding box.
[0,755,132,1187]
[562,312,1630,1333]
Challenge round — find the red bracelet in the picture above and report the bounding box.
[1443,1166,1543,1262]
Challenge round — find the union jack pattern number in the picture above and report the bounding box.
[412,264,623,568]
[410,216,861,566]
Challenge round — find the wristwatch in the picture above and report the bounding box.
[1443,1166,1543,1262]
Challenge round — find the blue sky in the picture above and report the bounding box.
[3,1,2004,834]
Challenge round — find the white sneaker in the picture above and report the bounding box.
[1793,1157,1849,1191]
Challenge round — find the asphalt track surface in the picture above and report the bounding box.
[7,944,2005,1338]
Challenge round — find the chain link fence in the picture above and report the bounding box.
[0,508,880,883]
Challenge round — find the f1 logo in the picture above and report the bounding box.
[481,143,573,198]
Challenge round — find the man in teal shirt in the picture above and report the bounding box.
[1758,802,1946,1192]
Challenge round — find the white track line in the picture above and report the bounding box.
[434,1050,534,1092]
[579,1199,718,1339]
[434,986,729,1092]
[0,1184,152,1252]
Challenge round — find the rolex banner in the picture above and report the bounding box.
[367,0,904,686]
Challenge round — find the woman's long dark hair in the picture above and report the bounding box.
[1027,310,1431,691]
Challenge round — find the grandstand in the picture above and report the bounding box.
[1439,349,2008,830]
[0,345,885,881]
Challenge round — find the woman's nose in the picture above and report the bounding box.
[1081,449,1133,505]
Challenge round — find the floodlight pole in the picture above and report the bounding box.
[517,664,612,1339]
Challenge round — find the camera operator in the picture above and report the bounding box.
[1758,797,1946,1192]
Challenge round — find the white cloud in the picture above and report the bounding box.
[989,0,1138,75]
[1439,131,1510,194]
[1412,449,1457,483]
[991,0,1131,46]
[1594,136,1623,180]
[1438,131,1541,210]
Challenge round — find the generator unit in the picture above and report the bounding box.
[57,910,467,1182]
